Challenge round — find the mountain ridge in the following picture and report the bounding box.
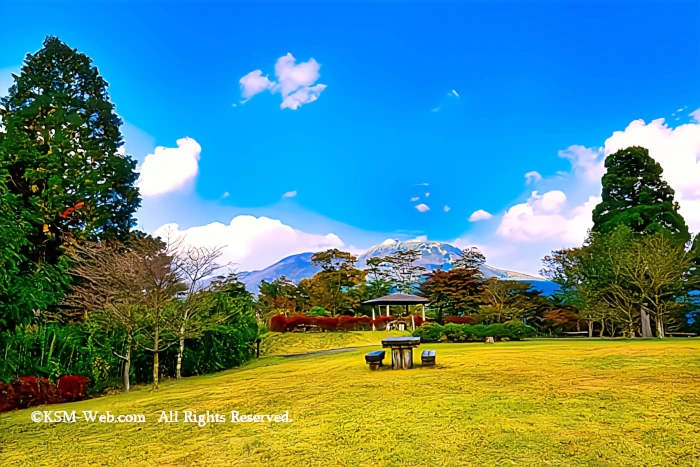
[233,240,556,295]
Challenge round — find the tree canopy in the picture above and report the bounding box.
[592,146,689,242]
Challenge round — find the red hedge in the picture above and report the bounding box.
[0,375,89,413]
[57,376,89,402]
[371,315,394,330]
[284,315,316,331]
[269,313,287,332]
[444,315,477,325]
[268,314,377,332]
[315,316,339,331]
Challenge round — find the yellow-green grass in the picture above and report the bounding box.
[261,330,410,355]
[3,339,700,466]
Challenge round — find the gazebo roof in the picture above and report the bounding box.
[361,293,429,306]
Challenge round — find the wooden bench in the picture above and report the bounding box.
[666,332,697,337]
[365,350,386,371]
[421,350,435,366]
[562,331,589,337]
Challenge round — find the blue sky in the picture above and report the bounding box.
[1,1,700,274]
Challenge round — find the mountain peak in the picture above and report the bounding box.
[234,239,551,294]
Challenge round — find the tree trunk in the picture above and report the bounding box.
[640,305,653,337]
[153,328,160,390]
[587,321,593,338]
[599,319,605,337]
[123,346,131,393]
[176,327,185,381]
[656,314,665,338]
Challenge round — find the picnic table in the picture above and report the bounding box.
[381,337,421,369]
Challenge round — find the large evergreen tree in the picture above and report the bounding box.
[0,36,140,267]
[0,36,141,327]
[591,146,689,242]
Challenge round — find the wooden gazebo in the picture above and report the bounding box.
[361,293,429,331]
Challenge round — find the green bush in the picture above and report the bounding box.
[307,306,329,317]
[442,323,467,342]
[412,323,444,343]
[411,321,538,343]
[503,321,537,340]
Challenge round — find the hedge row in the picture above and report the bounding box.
[269,314,425,332]
[413,322,537,343]
[0,375,89,413]
[443,316,477,325]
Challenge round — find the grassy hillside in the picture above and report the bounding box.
[3,339,700,466]
[261,330,410,355]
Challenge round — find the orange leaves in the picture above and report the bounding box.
[58,201,86,219]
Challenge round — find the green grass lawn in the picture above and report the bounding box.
[261,329,410,355]
[3,338,700,466]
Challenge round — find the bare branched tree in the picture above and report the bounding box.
[63,241,148,393]
[134,229,184,389]
[172,244,225,380]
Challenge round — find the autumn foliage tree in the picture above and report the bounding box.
[419,268,486,322]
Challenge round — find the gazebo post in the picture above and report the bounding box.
[411,314,415,331]
[372,307,376,331]
[422,304,425,321]
[386,305,390,317]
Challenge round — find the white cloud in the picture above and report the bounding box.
[558,145,605,183]
[496,191,597,244]
[239,70,274,100]
[425,192,430,197]
[415,204,430,212]
[431,107,440,113]
[282,190,297,198]
[443,205,450,212]
[153,216,345,272]
[280,84,327,110]
[408,235,428,242]
[524,171,542,184]
[450,89,459,98]
[410,196,420,202]
[222,192,230,199]
[469,210,493,222]
[603,118,700,220]
[239,53,327,110]
[136,137,201,197]
[416,182,429,186]
[454,113,700,275]
[690,108,700,123]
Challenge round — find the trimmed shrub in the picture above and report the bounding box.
[315,316,339,331]
[57,376,89,402]
[16,376,41,408]
[442,323,469,342]
[0,375,90,413]
[307,307,329,317]
[337,315,358,331]
[269,314,287,332]
[412,323,444,343]
[503,321,537,340]
[284,316,316,331]
[371,316,394,330]
[411,321,538,343]
[444,315,477,325]
[411,314,425,327]
[0,381,16,412]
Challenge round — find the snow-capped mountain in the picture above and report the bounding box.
[236,240,556,295]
